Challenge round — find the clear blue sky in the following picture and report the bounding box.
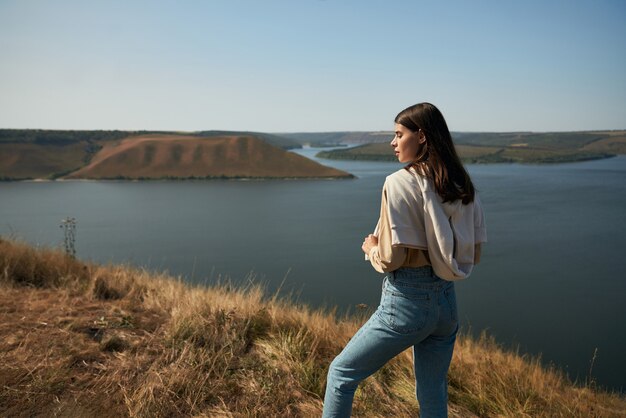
[1,0,624,132]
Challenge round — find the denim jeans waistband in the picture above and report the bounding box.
[388,266,451,289]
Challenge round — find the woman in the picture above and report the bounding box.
[322,103,487,418]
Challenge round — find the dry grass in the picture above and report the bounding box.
[0,142,89,180]
[1,238,624,417]
[582,135,626,154]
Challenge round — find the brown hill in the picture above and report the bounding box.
[65,134,351,179]
[0,142,89,180]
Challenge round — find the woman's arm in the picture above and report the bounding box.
[362,186,408,273]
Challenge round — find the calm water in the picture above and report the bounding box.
[1,150,625,392]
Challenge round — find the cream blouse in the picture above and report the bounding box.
[368,173,483,274]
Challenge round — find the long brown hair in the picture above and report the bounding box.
[395,102,475,204]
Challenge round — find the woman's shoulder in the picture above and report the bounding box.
[386,166,429,188]
[386,167,416,183]
[384,167,423,199]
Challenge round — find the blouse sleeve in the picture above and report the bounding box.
[473,194,488,244]
[368,184,408,273]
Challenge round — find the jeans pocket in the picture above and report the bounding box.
[378,283,431,334]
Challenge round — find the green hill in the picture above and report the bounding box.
[315,130,626,164]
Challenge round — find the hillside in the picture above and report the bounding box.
[281,130,626,150]
[0,131,349,180]
[1,238,624,417]
[316,130,626,164]
[196,130,301,150]
[0,141,92,180]
[65,134,351,179]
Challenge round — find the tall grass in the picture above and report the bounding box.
[0,238,624,417]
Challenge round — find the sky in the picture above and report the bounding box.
[0,0,625,132]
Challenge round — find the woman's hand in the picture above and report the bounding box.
[362,234,379,255]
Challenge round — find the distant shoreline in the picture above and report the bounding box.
[316,152,617,165]
[316,145,618,165]
[2,128,624,179]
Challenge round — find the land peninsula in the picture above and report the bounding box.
[0,130,351,181]
[2,128,625,180]
[309,130,626,164]
[1,238,624,417]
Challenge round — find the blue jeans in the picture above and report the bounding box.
[322,266,458,418]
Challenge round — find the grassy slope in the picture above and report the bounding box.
[196,130,301,150]
[581,131,626,154]
[65,134,351,180]
[0,142,92,180]
[0,130,147,179]
[317,131,624,164]
[1,239,624,417]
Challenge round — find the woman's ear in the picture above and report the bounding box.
[418,130,427,144]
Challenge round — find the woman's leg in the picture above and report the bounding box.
[322,311,419,418]
[412,285,458,418]
[323,275,438,418]
[412,331,457,418]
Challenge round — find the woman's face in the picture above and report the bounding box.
[390,123,425,163]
